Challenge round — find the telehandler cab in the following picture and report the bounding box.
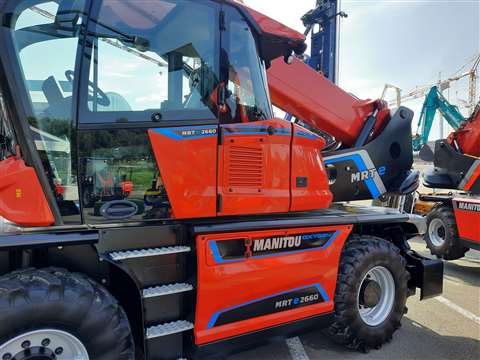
[0,0,442,359]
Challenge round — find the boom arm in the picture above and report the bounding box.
[268,57,390,148]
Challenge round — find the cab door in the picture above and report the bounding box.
[77,0,221,223]
[217,6,291,216]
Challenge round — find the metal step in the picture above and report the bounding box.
[143,283,194,299]
[109,246,191,261]
[146,320,194,339]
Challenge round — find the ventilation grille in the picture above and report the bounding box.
[228,146,264,188]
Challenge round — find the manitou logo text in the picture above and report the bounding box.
[458,202,480,212]
[351,166,386,184]
[253,236,302,252]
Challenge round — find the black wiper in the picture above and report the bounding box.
[88,19,150,52]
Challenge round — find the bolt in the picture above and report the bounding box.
[151,112,162,122]
[2,353,12,360]
[55,347,64,355]
[101,278,107,284]
[21,340,31,349]
[41,338,51,347]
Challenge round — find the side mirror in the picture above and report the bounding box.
[419,144,435,162]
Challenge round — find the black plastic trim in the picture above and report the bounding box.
[193,210,410,234]
[0,231,99,249]
[78,119,219,131]
[404,250,443,300]
[192,312,334,359]
[418,194,454,204]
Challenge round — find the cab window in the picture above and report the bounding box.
[9,0,87,223]
[222,7,273,123]
[81,0,220,123]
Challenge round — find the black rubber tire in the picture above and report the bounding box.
[327,236,409,352]
[0,268,134,360]
[425,205,468,260]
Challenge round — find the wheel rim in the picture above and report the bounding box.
[357,266,396,327]
[429,218,446,247]
[0,329,89,360]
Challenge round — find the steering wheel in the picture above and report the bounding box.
[65,70,110,107]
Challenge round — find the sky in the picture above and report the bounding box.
[246,0,480,140]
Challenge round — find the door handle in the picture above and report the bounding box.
[100,200,139,220]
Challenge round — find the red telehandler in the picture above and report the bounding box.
[0,1,441,359]
[419,103,480,260]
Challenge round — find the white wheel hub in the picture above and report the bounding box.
[0,329,89,360]
[358,266,396,327]
[428,218,447,247]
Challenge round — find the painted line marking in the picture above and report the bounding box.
[435,296,480,325]
[286,337,310,360]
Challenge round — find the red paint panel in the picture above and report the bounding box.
[453,198,480,243]
[291,124,333,211]
[148,127,218,219]
[218,120,291,216]
[195,225,352,345]
[450,108,480,157]
[0,157,54,227]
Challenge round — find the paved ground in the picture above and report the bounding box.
[229,238,480,360]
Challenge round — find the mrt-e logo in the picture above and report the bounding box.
[351,166,386,184]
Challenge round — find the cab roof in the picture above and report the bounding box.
[226,0,307,63]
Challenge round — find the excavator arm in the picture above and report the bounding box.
[413,86,465,151]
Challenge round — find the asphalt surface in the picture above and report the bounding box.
[228,238,480,360]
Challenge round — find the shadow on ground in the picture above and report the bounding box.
[443,260,480,287]
[300,317,480,360]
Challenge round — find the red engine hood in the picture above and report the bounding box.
[226,0,307,62]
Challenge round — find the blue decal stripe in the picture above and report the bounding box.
[210,231,341,264]
[296,131,319,140]
[324,155,381,198]
[321,230,341,250]
[153,125,218,140]
[223,125,291,136]
[207,283,329,329]
[315,284,330,302]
